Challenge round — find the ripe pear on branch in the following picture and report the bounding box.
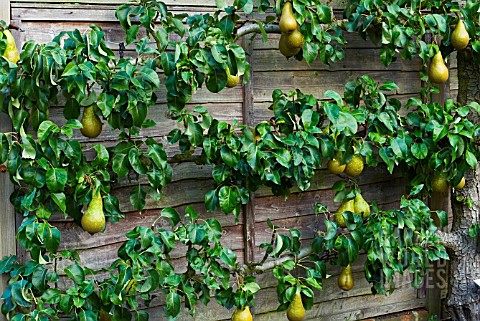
[428,51,449,84]
[287,292,306,321]
[354,193,370,218]
[231,306,253,321]
[338,264,354,291]
[451,19,469,50]
[335,199,355,228]
[80,105,103,138]
[279,1,297,33]
[81,189,106,234]
[2,30,20,63]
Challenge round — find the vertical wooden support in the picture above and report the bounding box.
[0,3,15,321]
[426,80,449,318]
[241,35,256,264]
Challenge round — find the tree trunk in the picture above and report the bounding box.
[445,48,480,320]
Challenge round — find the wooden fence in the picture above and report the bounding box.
[0,1,450,320]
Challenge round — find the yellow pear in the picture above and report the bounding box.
[454,176,465,190]
[335,199,355,228]
[226,66,240,88]
[431,172,449,193]
[327,158,346,175]
[354,193,370,218]
[81,190,105,234]
[279,33,300,58]
[451,20,469,50]
[231,306,253,321]
[344,154,364,177]
[338,265,354,291]
[279,2,298,33]
[80,105,103,138]
[428,51,449,84]
[2,30,20,64]
[287,292,306,321]
[286,29,304,49]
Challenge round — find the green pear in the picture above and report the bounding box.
[279,33,300,58]
[80,105,103,138]
[287,292,306,321]
[286,29,304,49]
[451,19,469,50]
[231,306,252,321]
[428,51,448,84]
[81,190,105,234]
[354,193,370,218]
[225,66,240,88]
[3,30,20,63]
[279,2,298,33]
[338,264,354,291]
[335,199,355,228]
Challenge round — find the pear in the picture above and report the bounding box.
[225,66,240,88]
[354,193,370,218]
[279,2,298,33]
[327,158,346,175]
[287,292,306,321]
[231,306,253,321]
[454,176,465,190]
[2,30,20,63]
[338,265,354,291]
[431,172,449,193]
[81,190,105,234]
[335,199,355,228]
[286,29,304,49]
[279,33,300,58]
[344,154,364,177]
[451,20,469,50]
[428,51,449,84]
[80,105,103,138]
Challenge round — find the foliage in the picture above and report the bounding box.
[0,0,479,320]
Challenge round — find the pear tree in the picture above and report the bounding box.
[0,0,479,321]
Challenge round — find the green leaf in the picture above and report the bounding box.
[128,148,148,175]
[206,67,227,93]
[317,4,332,23]
[243,282,260,294]
[379,81,398,91]
[140,67,160,88]
[112,153,130,179]
[218,186,238,214]
[220,247,237,267]
[161,208,181,227]
[411,143,428,160]
[46,168,68,192]
[130,185,147,210]
[166,292,181,318]
[65,263,85,284]
[37,121,59,142]
[436,210,448,228]
[51,192,66,213]
[466,150,477,168]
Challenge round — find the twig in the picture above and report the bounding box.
[436,230,462,254]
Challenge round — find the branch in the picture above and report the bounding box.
[255,245,314,272]
[235,19,348,40]
[436,230,462,253]
[236,23,280,39]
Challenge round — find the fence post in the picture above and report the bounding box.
[0,3,16,321]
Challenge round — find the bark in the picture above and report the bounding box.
[445,48,480,320]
